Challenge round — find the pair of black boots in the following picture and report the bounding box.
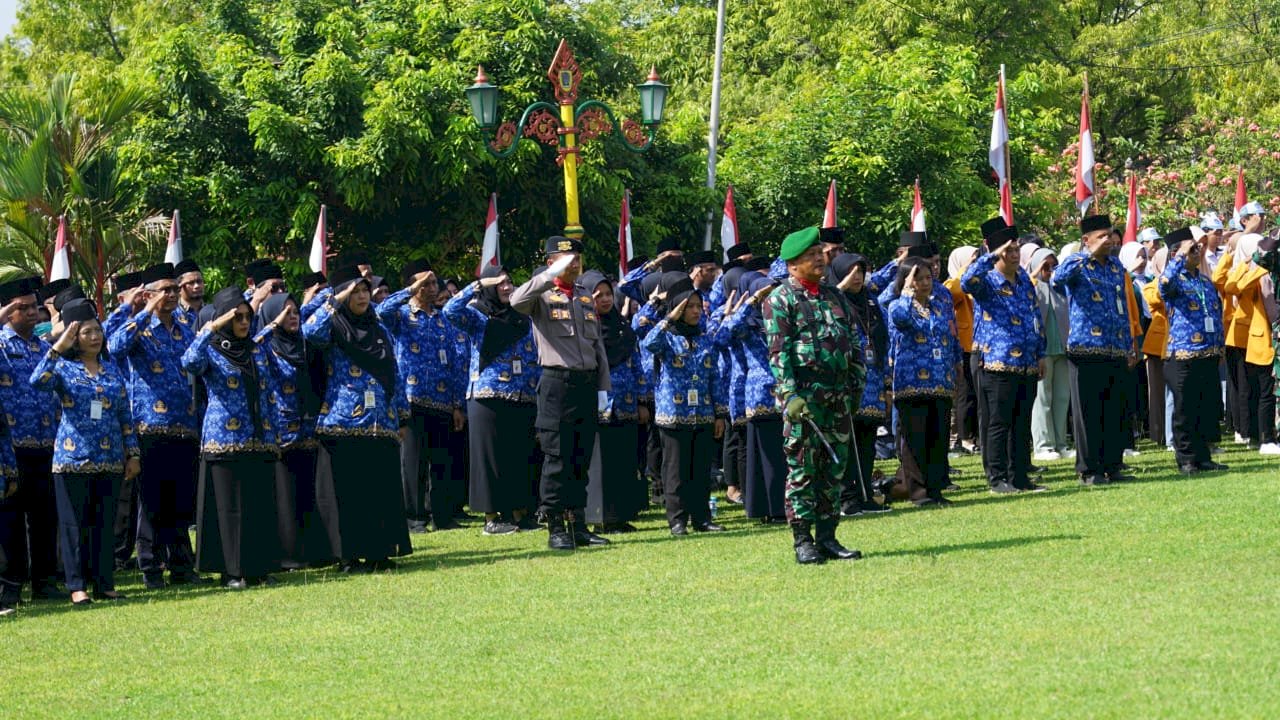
[547,514,611,551]
[792,519,861,565]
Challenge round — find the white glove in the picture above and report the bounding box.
[548,253,575,278]
[597,390,610,414]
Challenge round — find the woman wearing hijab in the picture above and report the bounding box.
[944,246,980,454]
[1118,242,1153,449]
[182,287,285,589]
[1217,231,1279,453]
[1018,243,1042,275]
[443,264,542,535]
[714,264,749,506]
[643,277,727,535]
[257,293,332,569]
[1143,247,1174,450]
[829,254,892,515]
[30,299,138,605]
[303,260,411,573]
[579,270,649,533]
[1030,248,1074,460]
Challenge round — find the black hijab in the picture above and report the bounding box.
[831,253,888,362]
[581,270,635,368]
[736,271,771,330]
[665,276,701,338]
[209,286,262,435]
[257,293,325,417]
[472,264,531,368]
[330,278,398,399]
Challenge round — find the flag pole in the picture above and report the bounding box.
[1000,65,1011,199]
[703,0,728,250]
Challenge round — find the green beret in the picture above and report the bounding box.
[779,226,821,262]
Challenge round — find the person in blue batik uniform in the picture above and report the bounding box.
[377,261,465,534]
[183,287,286,589]
[303,258,411,573]
[31,299,139,606]
[108,262,204,588]
[1159,227,1228,475]
[580,271,650,534]
[1051,215,1141,486]
[444,265,541,536]
[714,264,749,507]
[888,258,959,506]
[643,277,727,535]
[0,275,63,601]
[101,271,147,572]
[962,227,1048,494]
[257,293,332,569]
[828,253,893,516]
[0,394,19,615]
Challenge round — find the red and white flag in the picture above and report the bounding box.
[617,189,634,278]
[309,204,328,274]
[1074,79,1095,217]
[989,68,1013,224]
[720,185,740,260]
[1122,174,1140,244]
[49,215,71,281]
[910,178,927,232]
[477,193,500,276]
[163,209,183,265]
[822,180,837,228]
[1234,168,1247,224]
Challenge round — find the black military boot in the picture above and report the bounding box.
[570,514,610,547]
[791,522,825,565]
[815,518,862,560]
[547,514,575,551]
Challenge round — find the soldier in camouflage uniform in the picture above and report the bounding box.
[763,226,867,565]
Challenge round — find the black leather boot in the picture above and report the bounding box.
[815,517,862,560]
[547,515,574,551]
[791,522,825,565]
[570,515,610,547]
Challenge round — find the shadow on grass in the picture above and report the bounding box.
[874,533,1083,558]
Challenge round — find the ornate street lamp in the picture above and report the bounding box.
[464,40,669,240]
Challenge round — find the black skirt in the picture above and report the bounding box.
[315,436,412,561]
[274,445,334,567]
[467,398,539,514]
[586,421,644,524]
[745,417,787,518]
[196,453,282,579]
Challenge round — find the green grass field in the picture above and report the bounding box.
[3,440,1279,718]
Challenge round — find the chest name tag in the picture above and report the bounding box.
[90,400,103,421]
[439,349,448,365]
[1205,317,1215,333]
[364,389,377,408]
[932,348,943,360]
[512,359,523,375]
[687,389,699,406]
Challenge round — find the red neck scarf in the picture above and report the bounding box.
[797,278,821,297]
[553,278,574,299]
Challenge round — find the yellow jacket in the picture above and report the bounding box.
[1212,254,1249,347]
[1141,279,1167,357]
[943,277,975,353]
[1221,257,1275,365]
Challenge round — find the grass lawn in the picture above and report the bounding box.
[3,439,1279,718]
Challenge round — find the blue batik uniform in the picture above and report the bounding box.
[617,264,656,306]
[1159,256,1225,360]
[101,303,136,377]
[631,302,663,384]
[0,398,17,494]
[962,253,1045,374]
[181,328,281,456]
[705,304,746,426]
[887,295,958,399]
[302,302,407,440]
[850,322,888,421]
[719,305,778,420]
[261,347,319,450]
[108,310,199,438]
[376,290,464,415]
[443,283,540,403]
[30,352,139,474]
[1050,253,1134,360]
[601,346,648,424]
[643,320,727,427]
[0,326,57,450]
[300,291,328,322]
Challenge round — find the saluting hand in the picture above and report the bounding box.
[334,279,359,305]
[211,307,239,332]
[1176,240,1192,259]
[666,295,691,323]
[901,265,919,296]
[250,280,278,310]
[409,270,437,292]
[124,287,146,312]
[143,288,166,314]
[478,274,504,288]
[994,238,1016,258]
[51,321,80,353]
[836,265,861,292]
[548,253,575,278]
[748,283,775,306]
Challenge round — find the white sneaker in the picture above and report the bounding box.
[1260,443,1280,456]
[1033,450,1061,462]
[1235,432,1248,444]
[1060,448,1077,459]
[1123,448,1140,457]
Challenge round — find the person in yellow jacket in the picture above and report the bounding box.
[945,246,980,454]
[1218,230,1280,454]
[1143,245,1171,450]
[1212,229,1247,443]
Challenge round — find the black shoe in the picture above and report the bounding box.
[794,541,826,564]
[453,510,480,522]
[1107,473,1137,483]
[92,590,126,601]
[817,539,862,560]
[1081,474,1109,486]
[599,522,638,534]
[989,482,1019,494]
[547,522,575,551]
[483,520,519,536]
[1016,482,1049,493]
[430,519,462,532]
[759,516,785,525]
[693,521,726,533]
[943,482,961,492]
[169,571,204,586]
[340,560,372,574]
[30,585,68,601]
[515,515,542,532]
[251,575,280,587]
[407,521,429,534]
[860,501,892,514]
[369,559,398,572]
[840,505,864,518]
[571,524,611,547]
[1196,461,1229,472]
[1029,464,1047,474]
[222,577,248,590]
[142,574,166,590]
[670,521,688,536]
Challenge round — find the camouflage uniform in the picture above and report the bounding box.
[764,278,866,524]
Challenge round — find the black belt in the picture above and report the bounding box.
[543,367,596,381]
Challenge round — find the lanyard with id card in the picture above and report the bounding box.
[364,389,377,409]
[90,399,103,421]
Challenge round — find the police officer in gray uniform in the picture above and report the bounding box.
[510,236,612,551]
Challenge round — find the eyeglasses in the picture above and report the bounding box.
[153,285,180,295]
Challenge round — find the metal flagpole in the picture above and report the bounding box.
[703,0,728,250]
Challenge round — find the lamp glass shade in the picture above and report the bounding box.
[637,78,668,126]
[465,80,499,129]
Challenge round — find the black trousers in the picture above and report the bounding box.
[5,448,59,589]
[1166,357,1222,467]
[135,436,198,578]
[1225,346,1246,435]
[400,407,454,525]
[1069,357,1128,478]
[113,474,139,568]
[54,472,121,593]
[841,418,880,511]
[721,423,746,489]
[981,371,1036,488]
[197,455,282,580]
[745,417,787,519]
[970,353,989,472]
[953,351,978,443]
[535,368,598,518]
[275,445,332,567]
[895,397,950,502]
[659,425,714,526]
[1240,361,1277,445]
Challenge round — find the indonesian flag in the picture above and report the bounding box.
[989,69,1013,224]
[910,178,927,232]
[1234,168,1247,222]
[49,215,71,281]
[1122,174,1140,244]
[822,180,837,228]
[163,209,183,265]
[720,185,740,260]
[309,204,328,274]
[1074,81,1095,217]
[618,189,634,278]
[477,193,500,276]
